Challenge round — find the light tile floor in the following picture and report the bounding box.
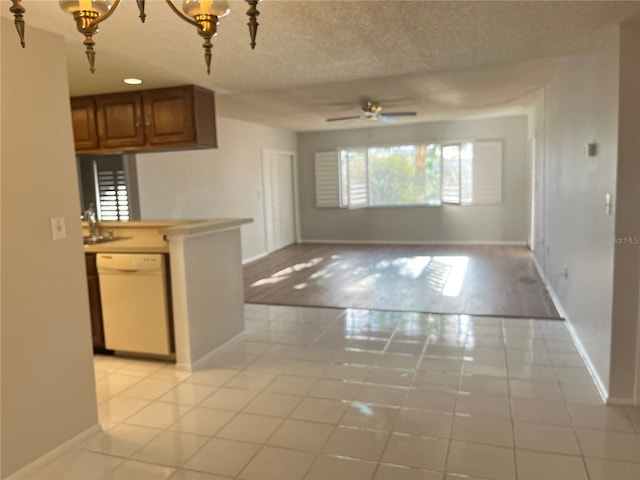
[21,304,640,479]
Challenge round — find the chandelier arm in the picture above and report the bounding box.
[245,0,260,50]
[164,0,200,28]
[136,0,147,23]
[9,0,26,48]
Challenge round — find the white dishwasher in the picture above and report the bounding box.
[97,253,172,356]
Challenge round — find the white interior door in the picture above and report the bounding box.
[263,151,296,252]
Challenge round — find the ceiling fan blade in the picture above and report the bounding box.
[378,115,397,124]
[382,111,417,118]
[326,115,361,122]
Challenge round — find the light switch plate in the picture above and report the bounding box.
[51,216,66,240]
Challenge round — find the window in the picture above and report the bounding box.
[97,167,130,221]
[324,140,501,208]
[77,154,140,221]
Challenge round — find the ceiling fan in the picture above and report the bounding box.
[326,100,417,123]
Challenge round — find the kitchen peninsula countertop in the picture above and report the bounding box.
[82,219,252,254]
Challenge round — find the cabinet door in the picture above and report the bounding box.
[143,86,196,146]
[87,274,105,348]
[70,97,99,151]
[96,92,145,149]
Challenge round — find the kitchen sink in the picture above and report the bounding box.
[83,236,130,245]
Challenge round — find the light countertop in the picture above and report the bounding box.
[83,237,170,254]
[83,218,252,254]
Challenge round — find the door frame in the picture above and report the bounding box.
[527,137,536,251]
[261,149,300,253]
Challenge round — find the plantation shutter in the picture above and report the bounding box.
[95,157,130,221]
[472,140,502,204]
[343,148,368,209]
[441,144,461,204]
[314,151,340,207]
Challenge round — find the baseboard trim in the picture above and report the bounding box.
[242,252,268,265]
[6,423,102,480]
[175,331,245,372]
[300,239,527,246]
[531,255,610,404]
[606,396,640,406]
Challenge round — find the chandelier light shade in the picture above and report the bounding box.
[182,0,230,18]
[8,0,262,75]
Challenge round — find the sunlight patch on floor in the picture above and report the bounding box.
[390,256,432,279]
[251,257,325,287]
[435,256,469,297]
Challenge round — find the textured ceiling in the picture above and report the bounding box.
[3,1,639,131]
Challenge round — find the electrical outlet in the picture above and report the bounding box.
[51,216,66,240]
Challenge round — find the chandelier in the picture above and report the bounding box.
[8,0,261,74]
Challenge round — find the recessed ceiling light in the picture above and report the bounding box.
[123,78,143,85]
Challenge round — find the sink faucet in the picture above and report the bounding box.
[83,203,97,238]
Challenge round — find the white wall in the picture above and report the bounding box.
[297,116,529,244]
[533,15,640,403]
[1,20,99,478]
[609,14,640,402]
[136,117,296,261]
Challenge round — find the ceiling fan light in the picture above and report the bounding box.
[59,0,112,14]
[182,0,230,18]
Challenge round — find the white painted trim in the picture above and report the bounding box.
[262,148,300,243]
[531,255,611,404]
[300,239,527,246]
[261,149,299,252]
[260,152,272,252]
[563,319,610,404]
[635,279,640,405]
[242,252,268,265]
[6,424,102,480]
[175,330,245,372]
[527,136,536,250]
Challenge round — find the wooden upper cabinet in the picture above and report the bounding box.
[71,85,217,154]
[70,96,99,151]
[96,92,145,149]
[143,87,195,146]
[142,86,217,148]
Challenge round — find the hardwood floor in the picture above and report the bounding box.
[243,243,561,319]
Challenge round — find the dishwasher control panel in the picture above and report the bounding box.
[97,254,163,272]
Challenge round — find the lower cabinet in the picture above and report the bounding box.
[85,253,105,349]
